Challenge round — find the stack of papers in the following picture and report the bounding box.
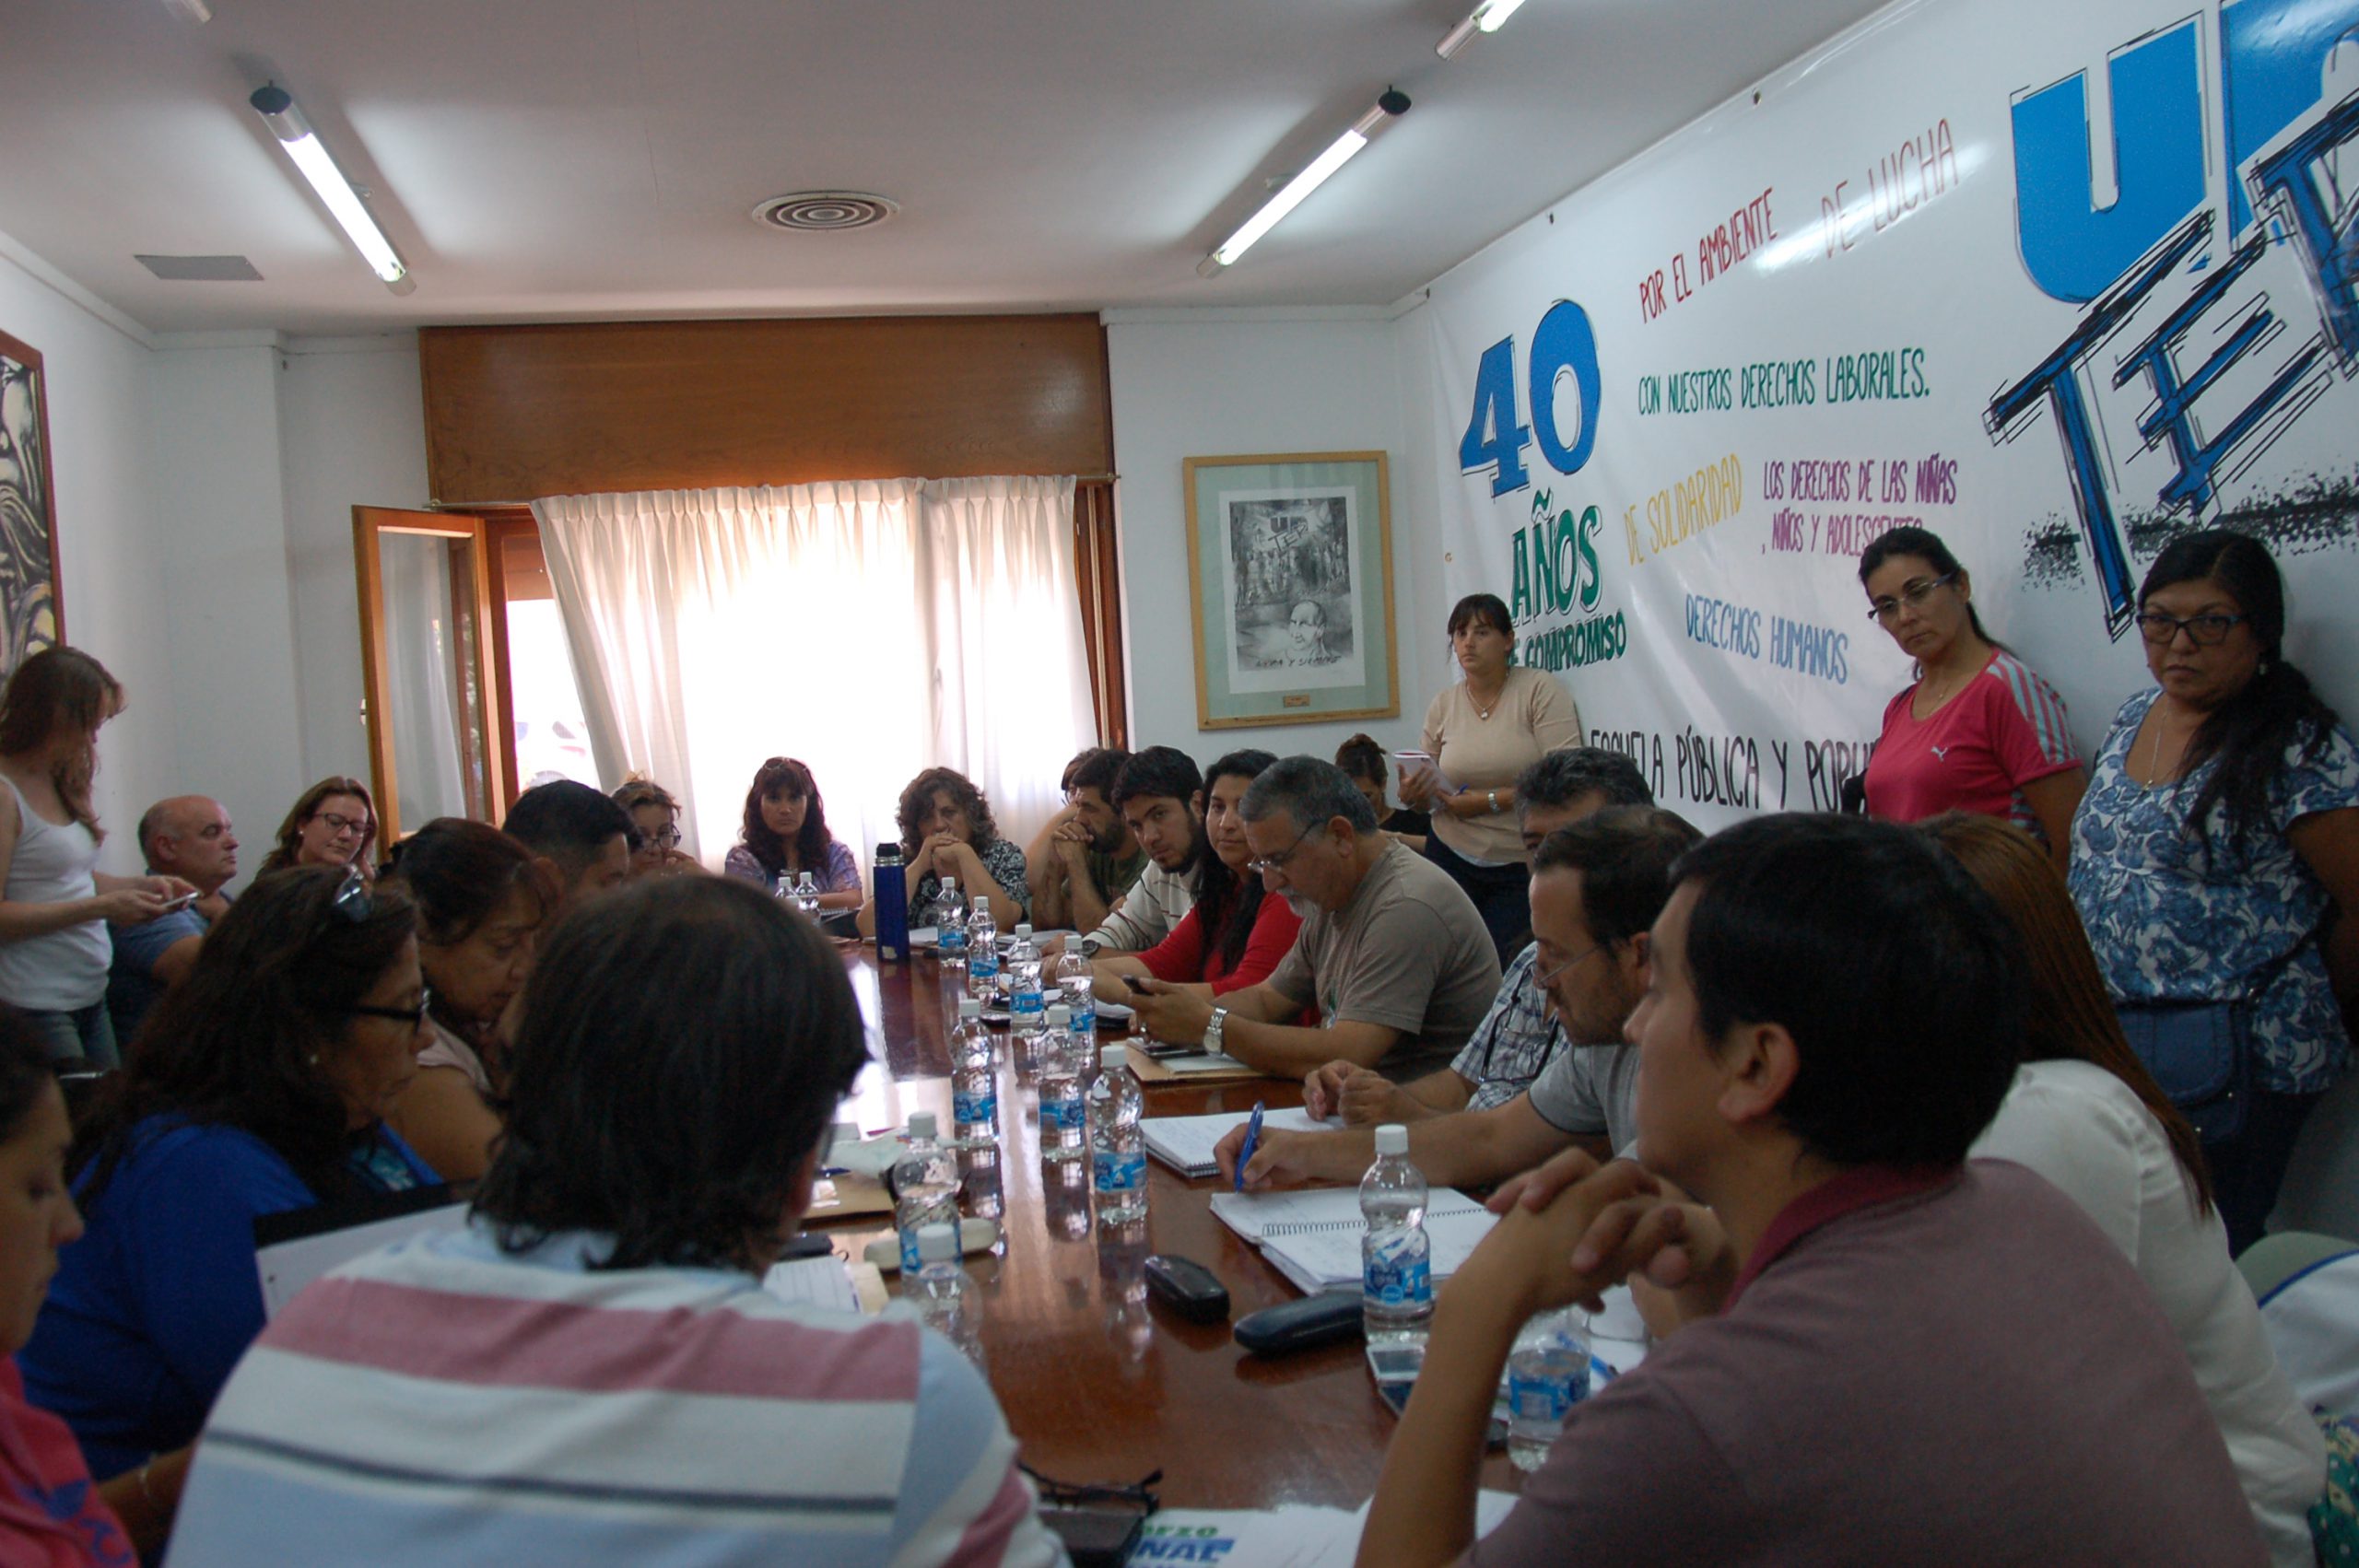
[1209,1187,1497,1296]
[1142,1106,1342,1177]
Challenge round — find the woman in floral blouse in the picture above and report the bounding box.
[2069,529,2359,1253]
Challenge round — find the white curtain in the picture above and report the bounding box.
[533,477,1092,875]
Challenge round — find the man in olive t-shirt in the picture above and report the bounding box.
[1127,757,1499,1082]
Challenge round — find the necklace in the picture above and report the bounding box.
[1468,676,1504,721]
[2143,701,2191,783]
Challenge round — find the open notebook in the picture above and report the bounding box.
[1209,1186,1497,1297]
[1142,1106,1341,1177]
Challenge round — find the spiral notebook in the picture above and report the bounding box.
[1208,1187,1497,1296]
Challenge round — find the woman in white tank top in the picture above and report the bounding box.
[0,648,189,1066]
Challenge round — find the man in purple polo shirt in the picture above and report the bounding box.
[1362,813,2268,1568]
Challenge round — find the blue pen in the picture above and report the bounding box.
[1234,1100,1266,1191]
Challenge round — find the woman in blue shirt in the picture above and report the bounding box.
[2070,529,2359,1254]
[18,866,437,1479]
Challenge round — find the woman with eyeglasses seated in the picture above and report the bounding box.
[379,820,557,1183]
[0,1005,191,1562]
[1094,749,1308,1017]
[2070,529,2359,1256]
[722,756,862,908]
[17,868,437,1484]
[859,766,1028,935]
[257,777,379,880]
[166,876,1064,1568]
[1925,813,2325,1567]
[1857,526,2084,867]
[611,778,701,877]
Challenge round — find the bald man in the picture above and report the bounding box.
[107,795,239,1044]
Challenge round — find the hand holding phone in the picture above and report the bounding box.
[157,892,199,915]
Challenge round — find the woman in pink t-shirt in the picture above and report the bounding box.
[1859,526,2084,868]
[0,1008,184,1563]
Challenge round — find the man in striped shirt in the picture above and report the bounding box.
[168,877,1066,1568]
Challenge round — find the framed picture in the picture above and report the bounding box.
[0,331,63,674]
[1182,451,1398,731]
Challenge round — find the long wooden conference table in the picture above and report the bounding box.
[825,948,1523,1510]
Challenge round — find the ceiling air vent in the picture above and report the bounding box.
[751,193,898,232]
[135,254,263,282]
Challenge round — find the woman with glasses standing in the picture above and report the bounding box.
[0,648,188,1068]
[1399,593,1582,965]
[1858,527,2085,867]
[18,867,438,1483]
[380,820,557,1182]
[257,778,377,879]
[2071,529,2359,1254]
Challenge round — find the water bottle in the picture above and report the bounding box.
[1056,947,1096,1042]
[794,871,822,919]
[1088,1044,1147,1226]
[874,842,910,961]
[1038,1004,1086,1164]
[965,903,1000,1001]
[891,1111,958,1274]
[937,878,968,973]
[1360,1124,1433,1351]
[1505,1305,1592,1470]
[910,1223,983,1365]
[774,870,796,907]
[1008,924,1045,1037]
[950,999,998,1151]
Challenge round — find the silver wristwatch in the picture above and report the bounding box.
[1203,1005,1229,1052]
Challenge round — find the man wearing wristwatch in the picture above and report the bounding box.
[1128,758,1499,1083]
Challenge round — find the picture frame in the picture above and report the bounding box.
[1182,451,1398,731]
[0,330,64,674]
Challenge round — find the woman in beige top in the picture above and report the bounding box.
[1399,592,1581,962]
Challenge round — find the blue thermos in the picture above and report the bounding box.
[873,841,910,961]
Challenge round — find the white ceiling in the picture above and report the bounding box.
[1,0,1895,335]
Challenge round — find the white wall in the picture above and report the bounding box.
[145,341,307,867]
[1104,310,1454,776]
[275,334,431,787]
[0,238,175,870]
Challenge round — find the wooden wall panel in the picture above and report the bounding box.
[419,315,1114,506]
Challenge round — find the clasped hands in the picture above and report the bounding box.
[1462,1151,1732,1320]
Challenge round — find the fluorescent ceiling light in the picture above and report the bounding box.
[1202,91,1410,275]
[249,86,414,296]
[1438,0,1532,59]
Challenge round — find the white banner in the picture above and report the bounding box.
[1424,0,2359,831]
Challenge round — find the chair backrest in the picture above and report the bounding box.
[2247,1232,2359,1417]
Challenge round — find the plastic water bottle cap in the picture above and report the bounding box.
[908,1111,939,1141]
[917,1223,958,1262]
[1374,1124,1409,1155]
[943,876,957,891]
[958,999,982,1018]
[1015,923,1033,938]
[1046,1004,1071,1024]
[1099,1044,1126,1070]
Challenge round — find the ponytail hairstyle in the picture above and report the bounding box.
[1195,749,1277,975]
[1857,526,2008,657]
[2141,530,2341,866]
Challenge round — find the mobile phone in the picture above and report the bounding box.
[158,892,198,914]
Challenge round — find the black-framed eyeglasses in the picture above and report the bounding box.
[1018,1461,1161,1515]
[2134,610,2248,647]
[346,986,433,1027]
[1245,822,1319,878]
[1865,572,1958,623]
[313,810,369,838]
[640,825,682,849]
